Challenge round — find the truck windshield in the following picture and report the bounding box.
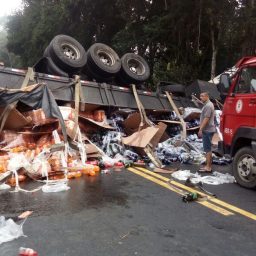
[234,67,256,94]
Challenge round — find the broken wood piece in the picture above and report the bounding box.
[144,144,163,168]
[165,92,187,139]
[153,167,178,174]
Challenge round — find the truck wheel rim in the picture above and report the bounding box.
[127,58,145,75]
[237,154,256,182]
[97,50,115,66]
[61,43,80,60]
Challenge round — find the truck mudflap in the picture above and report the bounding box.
[217,141,224,156]
[217,140,231,156]
[251,141,256,160]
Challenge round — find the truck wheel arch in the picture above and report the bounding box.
[231,127,256,157]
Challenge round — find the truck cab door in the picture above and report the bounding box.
[223,67,256,146]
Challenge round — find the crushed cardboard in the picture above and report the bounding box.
[150,122,167,148]
[85,143,100,155]
[18,119,59,134]
[122,126,159,148]
[123,113,145,135]
[79,115,115,130]
[0,107,32,130]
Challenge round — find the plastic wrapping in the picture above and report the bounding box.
[182,107,201,120]
[0,216,26,245]
[1,132,35,151]
[19,247,38,256]
[36,134,53,150]
[42,180,70,193]
[52,130,67,168]
[123,150,139,161]
[0,183,11,190]
[59,106,75,121]
[157,137,205,164]
[102,132,123,157]
[171,170,236,185]
[23,108,46,124]
[30,153,51,178]
[7,153,32,173]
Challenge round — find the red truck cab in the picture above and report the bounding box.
[219,56,256,188]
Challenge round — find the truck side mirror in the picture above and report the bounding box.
[218,73,231,93]
[217,73,231,101]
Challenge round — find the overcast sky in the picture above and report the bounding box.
[0,0,22,17]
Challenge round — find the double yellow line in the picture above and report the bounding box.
[127,167,256,220]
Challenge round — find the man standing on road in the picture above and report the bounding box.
[198,92,216,173]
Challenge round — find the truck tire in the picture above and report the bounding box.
[46,35,87,73]
[233,146,256,188]
[118,53,150,85]
[86,43,121,79]
[45,57,69,77]
[33,57,68,77]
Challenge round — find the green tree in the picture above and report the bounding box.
[5,0,255,85]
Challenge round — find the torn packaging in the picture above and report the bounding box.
[0,84,67,141]
[19,119,59,134]
[79,114,115,130]
[123,113,144,135]
[23,108,46,124]
[122,113,167,149]
[122,112,167,167]
[122,126,159,148]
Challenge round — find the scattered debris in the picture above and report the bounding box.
[0,211,33,245]
[0,75,231,196]
[172,170,236,185]
[19,247,39,256]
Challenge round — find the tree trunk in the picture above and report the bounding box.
[210,28,217,79]
[164,0,168,10]
[197,0,202,53]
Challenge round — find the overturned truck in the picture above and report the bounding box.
[0,35,224,189]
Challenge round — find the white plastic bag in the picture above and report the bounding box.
[42,181,70,193]
[0,216,26,245]
[171,170,236,185]
[0,183,11,191]
[7,153,31,172]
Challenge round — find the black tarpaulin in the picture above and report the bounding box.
[0,83,67,141]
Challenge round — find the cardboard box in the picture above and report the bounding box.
[0,107,32,130]
[23,108,46,124]
[122,126,159,148]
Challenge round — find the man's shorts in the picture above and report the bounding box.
[202,131,214,153]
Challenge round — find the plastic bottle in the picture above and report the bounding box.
[19,247,38,256]
[81,164,94,175]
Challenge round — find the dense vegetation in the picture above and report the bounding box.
[2,0,256,87]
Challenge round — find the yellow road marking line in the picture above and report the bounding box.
[134,167,256,221]
[128,167,233,216]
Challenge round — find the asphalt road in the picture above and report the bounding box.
[0,163,255,256]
